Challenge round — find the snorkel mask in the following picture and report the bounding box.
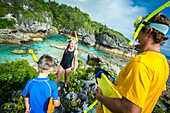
[69,31,78,42]
[69,31,78,50]
[129,1,170,46]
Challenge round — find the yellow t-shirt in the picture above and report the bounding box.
[114,51,169,113]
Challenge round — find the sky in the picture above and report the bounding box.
[45,0,170,40]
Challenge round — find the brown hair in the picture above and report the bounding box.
[38,54,55,73]
[141,13,170,46]
[66,40,71,51]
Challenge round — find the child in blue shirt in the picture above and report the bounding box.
[22,54,60,113]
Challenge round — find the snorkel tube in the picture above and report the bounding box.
[29,49,59,65]
[129,1,170,46]
[29,49,39,62]
[69,31,78,50]
[70,31,78,42]
[83,100,98,113]
[74,31,77,39]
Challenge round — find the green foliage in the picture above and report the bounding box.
[0,0,52,26]
[69,72,78,83]
[0,0,14,17]
[3,92,25,113]
[0,18,16,29]
[68,83,81,93]
[78,59,86,66]
[49,2,90,31]
[76,68,87,80]
[66,65,98,93]
[0,59,38,105]
[48,73,57,81]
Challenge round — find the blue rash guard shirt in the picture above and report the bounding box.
[22,76,59,113]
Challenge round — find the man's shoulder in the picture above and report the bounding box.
[129,53,149,63]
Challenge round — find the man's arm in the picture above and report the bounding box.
[54,97,60,107]
[97,87,142,113]
[24,97,30,113]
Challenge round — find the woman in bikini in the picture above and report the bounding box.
[49,37,78,88]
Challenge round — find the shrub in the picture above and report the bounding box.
[2,91,25,113]
[0,59,118,112]
[0,18,16,29]
[0,59,38,105]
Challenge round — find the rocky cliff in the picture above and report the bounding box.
[0,0,137,58]
[0,0,52,32]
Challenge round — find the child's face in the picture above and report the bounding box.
[69,40,77,49]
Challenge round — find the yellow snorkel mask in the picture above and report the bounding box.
[69,31,78,42]
[129,1,170,46]
[69,31,78,50]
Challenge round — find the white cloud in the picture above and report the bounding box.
[48,0,147,39]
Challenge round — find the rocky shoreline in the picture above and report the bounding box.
[94,44,137,59]
[0,28,137,59]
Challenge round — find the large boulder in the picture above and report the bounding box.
[0,29,16,34]
[0,33,30,44]
[98,34,117,48]
[32,38,43,42]
[82,34,96,46]
[48,26,58,33]
[86,54,101,66]
[76,28,86,37]
[62,28,71,35]
[94,31,99,38]
[95,44,137,58]
[11,50,26,54]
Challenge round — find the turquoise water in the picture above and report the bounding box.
[0,34,169,77]
[0,34,128,74]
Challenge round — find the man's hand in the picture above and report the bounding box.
[96,86,142,113]
[96,86,103,100]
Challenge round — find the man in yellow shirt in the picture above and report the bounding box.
[96,13,170,113]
